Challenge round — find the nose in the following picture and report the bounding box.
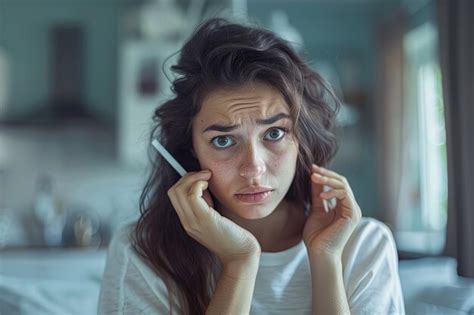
[239,142,267,179]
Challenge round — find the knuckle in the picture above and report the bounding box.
[187,185,200,198]
[175,186,187,196]
[187,192,199,200]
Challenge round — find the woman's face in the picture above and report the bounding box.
[191,82,299,220]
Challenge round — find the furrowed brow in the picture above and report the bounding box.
[202,113,290,133]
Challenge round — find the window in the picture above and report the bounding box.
[395,22,448,254]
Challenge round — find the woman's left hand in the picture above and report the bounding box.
[302,164,362,258]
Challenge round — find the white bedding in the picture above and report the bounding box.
[399,257,474,314]
[0,249,106,315]
[1,250,473,315]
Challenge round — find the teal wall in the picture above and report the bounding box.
[406,0,436,31]
[0,0,122,124]
[248,1,401,92]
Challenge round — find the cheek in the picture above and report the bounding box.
[271,144,298,168]
[277,151,299,182]
[207,166,237,203]
[201,157,238,188]
[271,156,296,178]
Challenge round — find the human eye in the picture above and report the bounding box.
[210,135,235,149]
[264,127,288,141]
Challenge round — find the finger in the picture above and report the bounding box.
[320,189,347,201]
[312,165,356,200]
[311,173,345,190]
[312,164,345,182]
[313,165,362,221]
[320,189,359,220]
[174,170,212,191]
[169,171,212,227]
[310,172,329,214]
[174,170,211,203]
[175,173,212,224]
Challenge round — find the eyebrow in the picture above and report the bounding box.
[202,113,291,133]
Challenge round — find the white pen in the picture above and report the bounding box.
[151,139,187,176]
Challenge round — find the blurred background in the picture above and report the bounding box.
[0,0,473,314]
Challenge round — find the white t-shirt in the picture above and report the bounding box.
[98,217,405,314]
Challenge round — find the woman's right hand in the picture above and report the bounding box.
[167,170,261,266]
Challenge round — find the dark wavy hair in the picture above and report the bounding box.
[133,17,340,315]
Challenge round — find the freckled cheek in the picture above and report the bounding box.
[269,148,297,170]
[201,157,239,189]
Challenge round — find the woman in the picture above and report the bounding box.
[99,18,405,314]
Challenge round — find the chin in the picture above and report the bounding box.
[237,211,273,220]
[227,199,279,220]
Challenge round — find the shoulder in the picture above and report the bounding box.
[341,217,405,314]
[351,216,394,242]
[341,216,400,289]
[101,220,146,273]
[342,217,397,263]
[98,220,175,314]
[101,220,163,285]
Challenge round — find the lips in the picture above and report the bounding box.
[234,186,274,203]
[235,186,273,194]
[235,190,273,203]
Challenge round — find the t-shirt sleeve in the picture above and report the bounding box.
[341,218,406,315]
[98,223,178,314]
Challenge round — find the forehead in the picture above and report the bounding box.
[196,82,289,122]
